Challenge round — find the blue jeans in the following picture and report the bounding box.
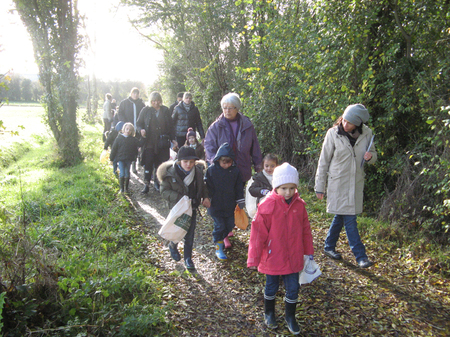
[324,214,367,262]
[265,273,299,303]
[118,160,132,178]
[209,212,235,243]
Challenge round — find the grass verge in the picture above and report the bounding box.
[0,123,174,336]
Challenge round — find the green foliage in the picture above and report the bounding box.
[0,292,5,332]
[125,0,450,241]
[13,0,82,166]
[0,125,173,336]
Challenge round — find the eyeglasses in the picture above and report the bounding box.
[222,106,236,110]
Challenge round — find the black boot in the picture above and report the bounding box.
[285,301,300,335]
[141,181,150,194]
[264,298,277,329]
[119,177,125,193]
[124,178,130,194]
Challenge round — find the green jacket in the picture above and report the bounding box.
[157,160,208,209]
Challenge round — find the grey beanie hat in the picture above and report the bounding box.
[343,104,370,126]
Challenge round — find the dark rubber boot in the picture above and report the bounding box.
[141,181,150,194]
[119,177,125,193]
[264,298,277,329]
[285,301,300,335]
[125,178,130,194]
[168,242,181,261]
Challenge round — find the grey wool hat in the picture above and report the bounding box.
[343,104,370,126]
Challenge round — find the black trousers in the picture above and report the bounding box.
[142,147,170,183]
[103,118,111,141]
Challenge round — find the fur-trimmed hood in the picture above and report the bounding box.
[157,159,206,183]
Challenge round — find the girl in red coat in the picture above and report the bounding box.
[247,163,314,335]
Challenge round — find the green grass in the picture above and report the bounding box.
[0,123,174,336]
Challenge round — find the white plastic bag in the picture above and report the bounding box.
[158,196,192,243]
[245,177,258,218]
[299,255,322,285]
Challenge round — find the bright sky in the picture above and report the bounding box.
[0,0,163,85]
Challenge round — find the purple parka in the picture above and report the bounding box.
[204,112,262,182]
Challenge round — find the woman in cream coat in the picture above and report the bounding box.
[315,104,377,268]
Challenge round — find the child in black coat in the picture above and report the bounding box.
[204,142,245,260]
[110,123,140,193]
[249,153,279,204]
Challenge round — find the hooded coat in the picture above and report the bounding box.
[204,112,262,182]
[314,124,377,215]
[247,191,314,275]
[204,143,245,217]
[157,160,208,209]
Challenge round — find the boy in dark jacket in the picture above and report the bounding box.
[204,142,245,260]
[110,123,141,193]
[157,146,210,270]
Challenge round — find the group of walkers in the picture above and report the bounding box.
[102,89,377,335]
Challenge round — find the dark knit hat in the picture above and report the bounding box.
[343,104,370,126]
[177,146,199,161]
[186,127,196,140]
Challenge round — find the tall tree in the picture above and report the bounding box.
[13,0,82,165]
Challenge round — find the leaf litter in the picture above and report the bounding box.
[124,170,450,336]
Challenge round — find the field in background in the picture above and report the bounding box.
[0,104,49,143]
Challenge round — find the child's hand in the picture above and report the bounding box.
[261,189,270,196]
[202,198,211,208]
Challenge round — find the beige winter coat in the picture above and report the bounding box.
[315,124,377,215]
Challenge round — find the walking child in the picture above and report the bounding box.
[247,163,314,335]
[204,142,245,260]
[185,127,205,160]
[248,153,278,206]
[109,122,140,193]
[157,146,210,270]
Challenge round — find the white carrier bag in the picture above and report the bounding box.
[299,255,322,285]
[158,196,192,243]
[245,177,258,218]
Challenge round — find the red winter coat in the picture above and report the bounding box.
[247,191,314,275]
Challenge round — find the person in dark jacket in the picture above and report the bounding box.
[110,123,141,193]
[157,146,210,270]
[169,92,184,114]
[249,153,279,203]
[172,92,205,147]
[104,121,124,177]
[184,127,205,161]
[136,91,177,193]
[204,142,245,260]
[117,87,145,174]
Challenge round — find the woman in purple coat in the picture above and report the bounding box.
[204,93,262,183]
[204,92,262,244]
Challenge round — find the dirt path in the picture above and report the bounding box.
[125,167,450,336]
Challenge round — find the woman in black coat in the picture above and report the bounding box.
[136,91,177,193]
